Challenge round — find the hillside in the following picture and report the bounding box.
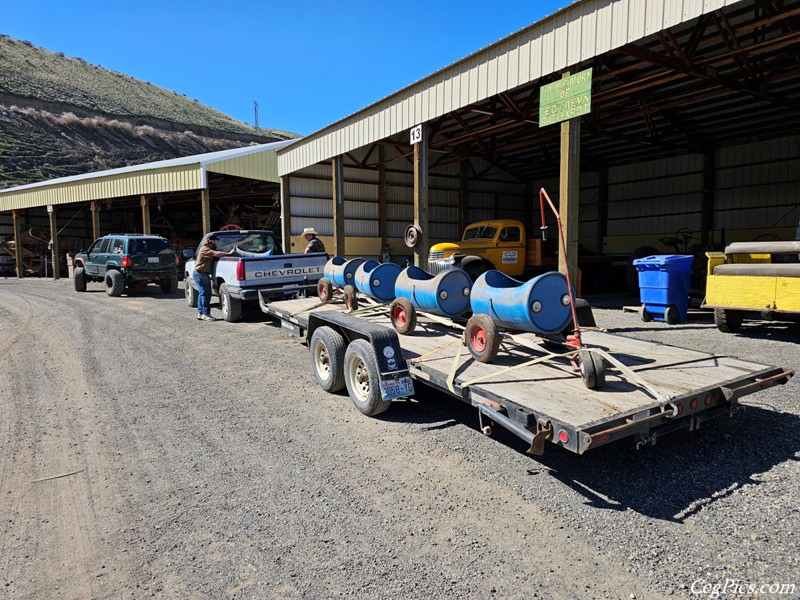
[0,35,298,189]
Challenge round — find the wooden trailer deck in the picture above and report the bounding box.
[263,296,791,445]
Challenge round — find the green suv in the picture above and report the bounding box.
[73,234,179,296]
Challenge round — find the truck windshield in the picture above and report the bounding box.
[463,226,497,241]
[130,239,174,255]
[215,233,278,254]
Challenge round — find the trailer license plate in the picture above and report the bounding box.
[380,376,414,400]
[148,257,159,264]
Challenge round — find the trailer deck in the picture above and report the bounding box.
[263,296,793,454]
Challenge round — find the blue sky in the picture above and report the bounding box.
[2,0,569,136]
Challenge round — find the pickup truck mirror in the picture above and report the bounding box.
[182,248,195,259]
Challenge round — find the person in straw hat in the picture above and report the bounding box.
[302,227,325,254]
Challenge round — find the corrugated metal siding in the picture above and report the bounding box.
[278,0,738,176]
[0,165,203,211]
[207,150,280,182]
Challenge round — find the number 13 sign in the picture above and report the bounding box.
[409,124,422,145]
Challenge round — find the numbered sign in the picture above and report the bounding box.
[409,124,422,145]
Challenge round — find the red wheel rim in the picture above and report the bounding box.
[392,305,406,326]
[470,327,487,352]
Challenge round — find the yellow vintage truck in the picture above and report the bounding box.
[704,241,800,332]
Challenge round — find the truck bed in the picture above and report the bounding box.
[263,296,792,453]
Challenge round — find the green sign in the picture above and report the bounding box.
[538,68,593,127]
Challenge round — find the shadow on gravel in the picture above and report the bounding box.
[383,385,800,522]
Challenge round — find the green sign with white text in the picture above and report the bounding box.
[538,68,593,127]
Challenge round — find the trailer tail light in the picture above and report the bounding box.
[675,403,684,414]
[690,399,698,409]
[121,256,132,268]
[236,260,246,281]
[705,394,713,406]
[592,433,611,444]
[558,430,569,444]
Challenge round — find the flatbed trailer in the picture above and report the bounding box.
[261,295,793,455]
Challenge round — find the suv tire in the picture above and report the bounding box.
[105,270,125,297]
[219,283,242,322]
[159,277,178,294]
[74,267,87,292]
[185,278,198,307]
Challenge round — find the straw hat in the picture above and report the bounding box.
[302,227,319,236]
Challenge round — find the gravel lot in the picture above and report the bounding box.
[1,278,798,599]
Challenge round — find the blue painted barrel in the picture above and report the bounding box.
[323,256,365,289]
[394,265,472,318]
[354,260,403,303]
[470,270,572,334]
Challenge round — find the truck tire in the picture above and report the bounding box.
[219,283,242,322]
[343,339,392,417]
[465,314,500,363]
[714,308,743,333]
[343,285,358,312]
[317,277,333,304]
[389,298,416,335]
[460,256,492,283]
[159,277,178,294]
[105,270,125,297]
[185,278,198,307]
[74,267,87,292]
[309,326,346,393]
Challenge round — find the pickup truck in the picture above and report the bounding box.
[184,230,327,322]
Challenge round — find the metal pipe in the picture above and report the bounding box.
[478,404,534,445]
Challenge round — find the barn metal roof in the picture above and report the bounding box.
[277,0,743,176]
[0,139,296,211]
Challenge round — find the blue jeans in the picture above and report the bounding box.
[193,271,212,316]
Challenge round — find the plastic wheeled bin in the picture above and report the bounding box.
[632,254,694,324]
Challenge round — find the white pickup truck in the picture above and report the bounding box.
[184,230,326,322]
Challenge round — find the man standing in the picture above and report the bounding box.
[193,234,234,321]
[303,227,325,254]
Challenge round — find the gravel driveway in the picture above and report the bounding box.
[1,278,797,599]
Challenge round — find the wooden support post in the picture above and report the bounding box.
[200,189,211,235]
[596,167,608,255]
[558,74,581,295]
[413,124,429,269]
[140,195,151,235]
[458,160,467,238]
[90,201,100,240]
[332,156,345,256]
[378,146,387,258]
[48,205,60,280]
[280,175,292,254]
[701,149,716,245]
[12,209,24,278]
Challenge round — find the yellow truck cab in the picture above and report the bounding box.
[428,219,529,279]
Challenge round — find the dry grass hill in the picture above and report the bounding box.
[0,34,298,188]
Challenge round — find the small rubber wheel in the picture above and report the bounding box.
[309,326,346,393]
[590,351,606,388]
[465,314,500,363]
[714,308,743,333]
[185,278,198,307]
[579,349,599,389]
[344,339,392,417]
[73,267,87,292]
[105,270,124,297]
[219,283,242,322]
[343,285,358,312]
[641,308,652,322]
[159,277,178,294]
[664,305,680,325]
[389,298,417,335]
[317,277,333,304]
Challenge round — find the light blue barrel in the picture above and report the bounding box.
[394,265,472,318]
[470,270,572,334]
[354,260,403,303]
[323,256,365,289]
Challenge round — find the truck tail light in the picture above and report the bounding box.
[236,260,245,281]
[121,256,132,268]
[174,255,180,266]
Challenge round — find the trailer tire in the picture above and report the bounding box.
[219,283,242,322]
[343,285,358,312]
[344,339,392,416]
[105,270,125,297]
[466,314,500,363]
[185,278,198,307]
[590,351,606,388]
[159,277,178,294]
[389,298,416,335]
[714,308,743,333]
[317,277,333,304]
[579,349,603,389]
[74,267,87,292]
[309,326,346,393]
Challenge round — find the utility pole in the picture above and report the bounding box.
[253,101,259,128]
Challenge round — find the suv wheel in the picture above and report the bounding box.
[159,277,178,294]
[185,277,198,307]
[105,270,125,297]
[219,283,242,322]
[74,267,87,292]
